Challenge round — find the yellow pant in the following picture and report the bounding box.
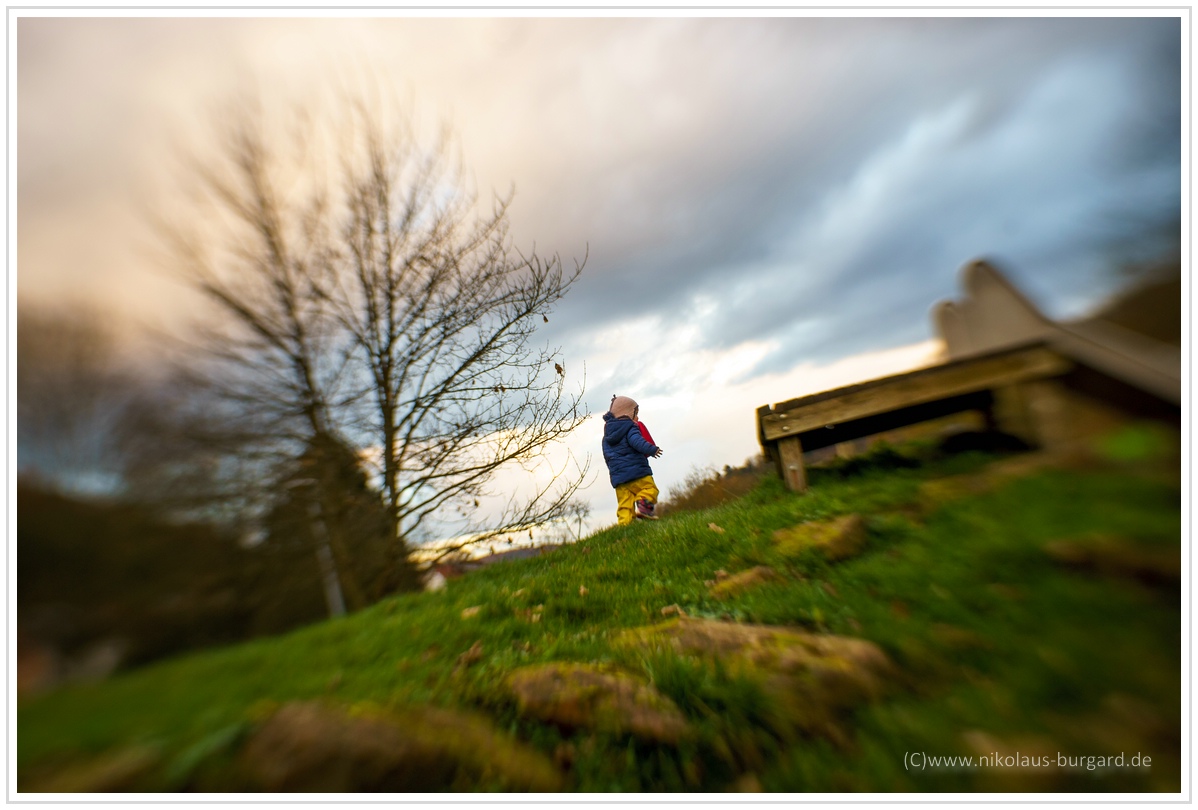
[615,475,659,526]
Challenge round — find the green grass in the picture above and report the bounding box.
[18,436,1182,792]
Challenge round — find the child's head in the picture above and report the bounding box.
[610,395,638,421]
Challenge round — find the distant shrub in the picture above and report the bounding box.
[658,457,771,516]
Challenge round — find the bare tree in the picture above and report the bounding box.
[156,91,588,579]
[543,499,593,546]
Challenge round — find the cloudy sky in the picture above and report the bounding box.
[15,13,1183,529]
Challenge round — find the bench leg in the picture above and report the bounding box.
[776,436,808,493]
[1023,379,1074,450]
[990,383,1038,448]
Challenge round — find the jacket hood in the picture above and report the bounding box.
[603,413,636,446]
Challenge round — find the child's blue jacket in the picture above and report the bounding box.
[602,412,658,488]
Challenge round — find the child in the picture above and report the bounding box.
[602,395,663,525]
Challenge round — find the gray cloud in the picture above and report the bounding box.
[18,16,1181,389]
[543,17,1180,378]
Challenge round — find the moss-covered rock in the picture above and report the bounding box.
[238,700,562,791]
[708,566,780,599]
[505,662,690,744]
[620,618,893,736]
[772,514,867,562]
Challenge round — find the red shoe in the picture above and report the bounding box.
[634,499,658,520]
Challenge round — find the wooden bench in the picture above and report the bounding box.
[756,341,1073,492]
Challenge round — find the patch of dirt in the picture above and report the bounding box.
[22,747,162,792]
[960,729,1063,791]
[1044,535,1180,587]
[772,515,867,562]
[708,566,780,599]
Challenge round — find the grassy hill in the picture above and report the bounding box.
[17,426,1181,793]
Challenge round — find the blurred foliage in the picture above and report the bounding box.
[18,431,422,674]
[1092,422,1178,464]
[18,480,258,667]
[658,457,771,515]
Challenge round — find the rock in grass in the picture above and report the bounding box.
[619,617,892,736]
[772,514,867,562]
[708,566,780,599]
[22,747,162,792]
[240,701,562,791]
[505,662,690,744]
[1044,535,1180,586]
